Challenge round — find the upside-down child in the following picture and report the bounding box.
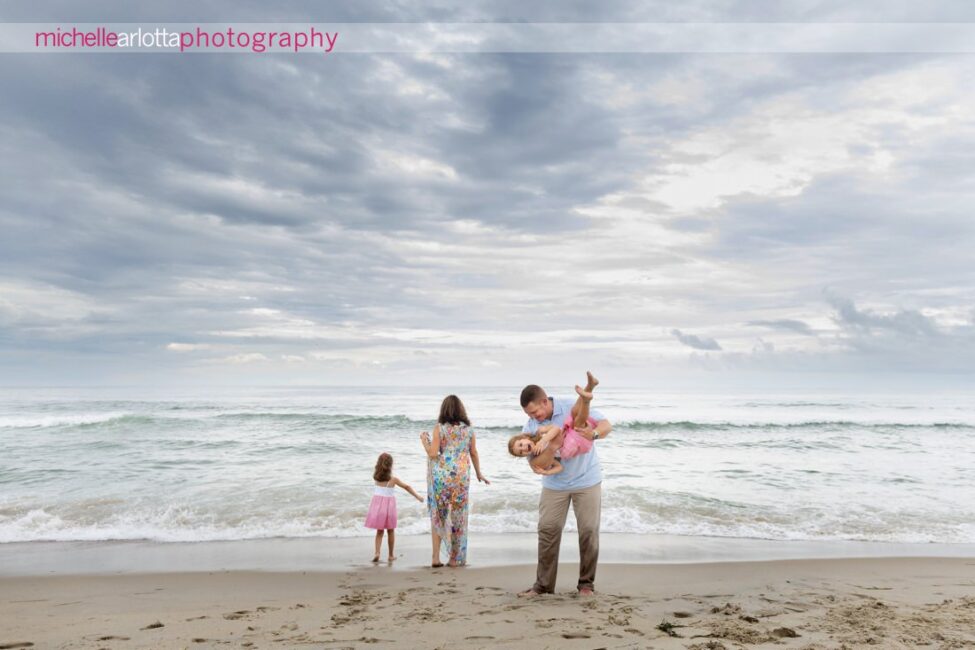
[507,371,599,474]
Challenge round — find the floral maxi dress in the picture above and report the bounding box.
[427,423,473,565]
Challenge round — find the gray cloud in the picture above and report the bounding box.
[825,292,939,338]
[8,0,975,22]
[2,2,975,386]
[748,320,815,336]
[671,329,722,351]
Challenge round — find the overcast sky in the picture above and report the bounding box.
[1,1,974,390]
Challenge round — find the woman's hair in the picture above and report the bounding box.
[507,432,541,456]
[373,452,393,483]
[438,394,470,426]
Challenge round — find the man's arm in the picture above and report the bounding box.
[531,460,564,475]
[529,443,558,471]
[576,419,612,441]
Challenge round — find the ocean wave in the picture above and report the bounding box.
[6,410,973,432]
[0,412,438,430]
[0,412,136,429]
[3,498,972,545]
[616,419,975,431]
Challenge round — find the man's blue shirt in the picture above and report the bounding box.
[523,397,604,491]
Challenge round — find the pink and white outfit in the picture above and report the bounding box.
[559,415,597,460]
[364,481,397,530]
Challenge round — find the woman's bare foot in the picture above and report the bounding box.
[575,385,593,401]
[387,554,397,562]
[585,371,599,391]
[371,555,380,563]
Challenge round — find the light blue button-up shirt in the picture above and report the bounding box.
[523,397,604,491]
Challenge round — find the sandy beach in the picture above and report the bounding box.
[2,554,974,649]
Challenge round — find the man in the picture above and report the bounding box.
[518,376,612,597]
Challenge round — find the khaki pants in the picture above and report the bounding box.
[532,482,601,593]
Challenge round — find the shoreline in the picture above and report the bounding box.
[3,532,975,577]
[2,558,974,648]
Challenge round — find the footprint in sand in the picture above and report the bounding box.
[140,621,164,630]
[223,610,251,620]
[0,644,35,649]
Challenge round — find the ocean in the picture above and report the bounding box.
[1,386,973,545]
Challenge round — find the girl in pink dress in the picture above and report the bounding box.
[507,371,600,474]
[364,452,422,563]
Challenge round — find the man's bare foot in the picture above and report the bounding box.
[518,588,542,598]
[578,586,595,597]
[575,385,593,401]
[585,371,599,391]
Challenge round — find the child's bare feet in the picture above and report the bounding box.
[575,385,593,401]
[585,370,599,391]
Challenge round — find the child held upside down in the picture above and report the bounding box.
[507,372,599,475]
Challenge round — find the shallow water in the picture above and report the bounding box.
[2,386,973,544]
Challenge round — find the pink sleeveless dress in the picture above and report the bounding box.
[364,482,397,530]
[559,415,597,460]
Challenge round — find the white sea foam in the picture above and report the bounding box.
[0,412,132,428]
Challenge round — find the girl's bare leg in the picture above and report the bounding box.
[571,371,598,429]
[372,531,383,562]
[387,529,396,561]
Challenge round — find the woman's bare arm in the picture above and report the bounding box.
[420,424,442,459]
[469,433,490,484]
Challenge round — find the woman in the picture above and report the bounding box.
[420,395,489,567]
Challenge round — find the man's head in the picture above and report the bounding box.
[520,384,553,422]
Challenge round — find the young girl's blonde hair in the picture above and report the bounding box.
[507,432,543,456]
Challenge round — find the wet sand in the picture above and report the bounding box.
[2,557,974,649]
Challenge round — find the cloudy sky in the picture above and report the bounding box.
[1,1,974,390]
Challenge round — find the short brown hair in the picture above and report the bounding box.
[520,384,546,408]
[438,394,470,426]
[373,452,393,483]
